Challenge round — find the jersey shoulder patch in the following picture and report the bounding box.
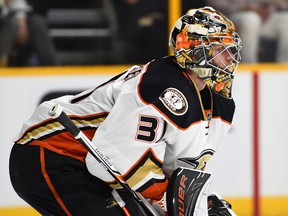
[159,87,188,116]
[138,57,203,129]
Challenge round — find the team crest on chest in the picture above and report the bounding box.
[160,88,188,115]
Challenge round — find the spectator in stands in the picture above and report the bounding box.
[110,0,168,64]
[0,0,57,67]
[0,0,27,66]
[206,0,288,62]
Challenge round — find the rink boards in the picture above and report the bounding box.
[0,64,287,216]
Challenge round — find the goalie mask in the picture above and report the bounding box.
[169,6,242,98]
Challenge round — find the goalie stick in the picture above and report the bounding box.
[48,104,160,216]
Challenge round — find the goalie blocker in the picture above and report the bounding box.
[166,167,237,216]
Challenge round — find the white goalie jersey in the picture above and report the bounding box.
[14,56,235,201]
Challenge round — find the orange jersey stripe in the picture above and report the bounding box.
[40,147,72,216]
[30,129,95,162]
[140,179,169,200]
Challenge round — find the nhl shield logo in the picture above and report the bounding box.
[160,88,188,115]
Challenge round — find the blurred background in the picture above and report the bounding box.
[2,0,287,67]
[0,0,288,215]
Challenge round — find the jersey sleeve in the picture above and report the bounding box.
[84,65,170,200]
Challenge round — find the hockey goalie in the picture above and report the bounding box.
[9,6,241,216]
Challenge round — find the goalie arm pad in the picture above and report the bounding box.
[166,167,213,216]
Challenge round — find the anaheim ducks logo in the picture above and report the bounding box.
[160,88,188,115]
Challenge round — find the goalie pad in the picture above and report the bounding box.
[166,167,213,216]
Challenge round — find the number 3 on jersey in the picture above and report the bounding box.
[136,115,159,143]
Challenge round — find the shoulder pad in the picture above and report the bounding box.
[138,57,204,129]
